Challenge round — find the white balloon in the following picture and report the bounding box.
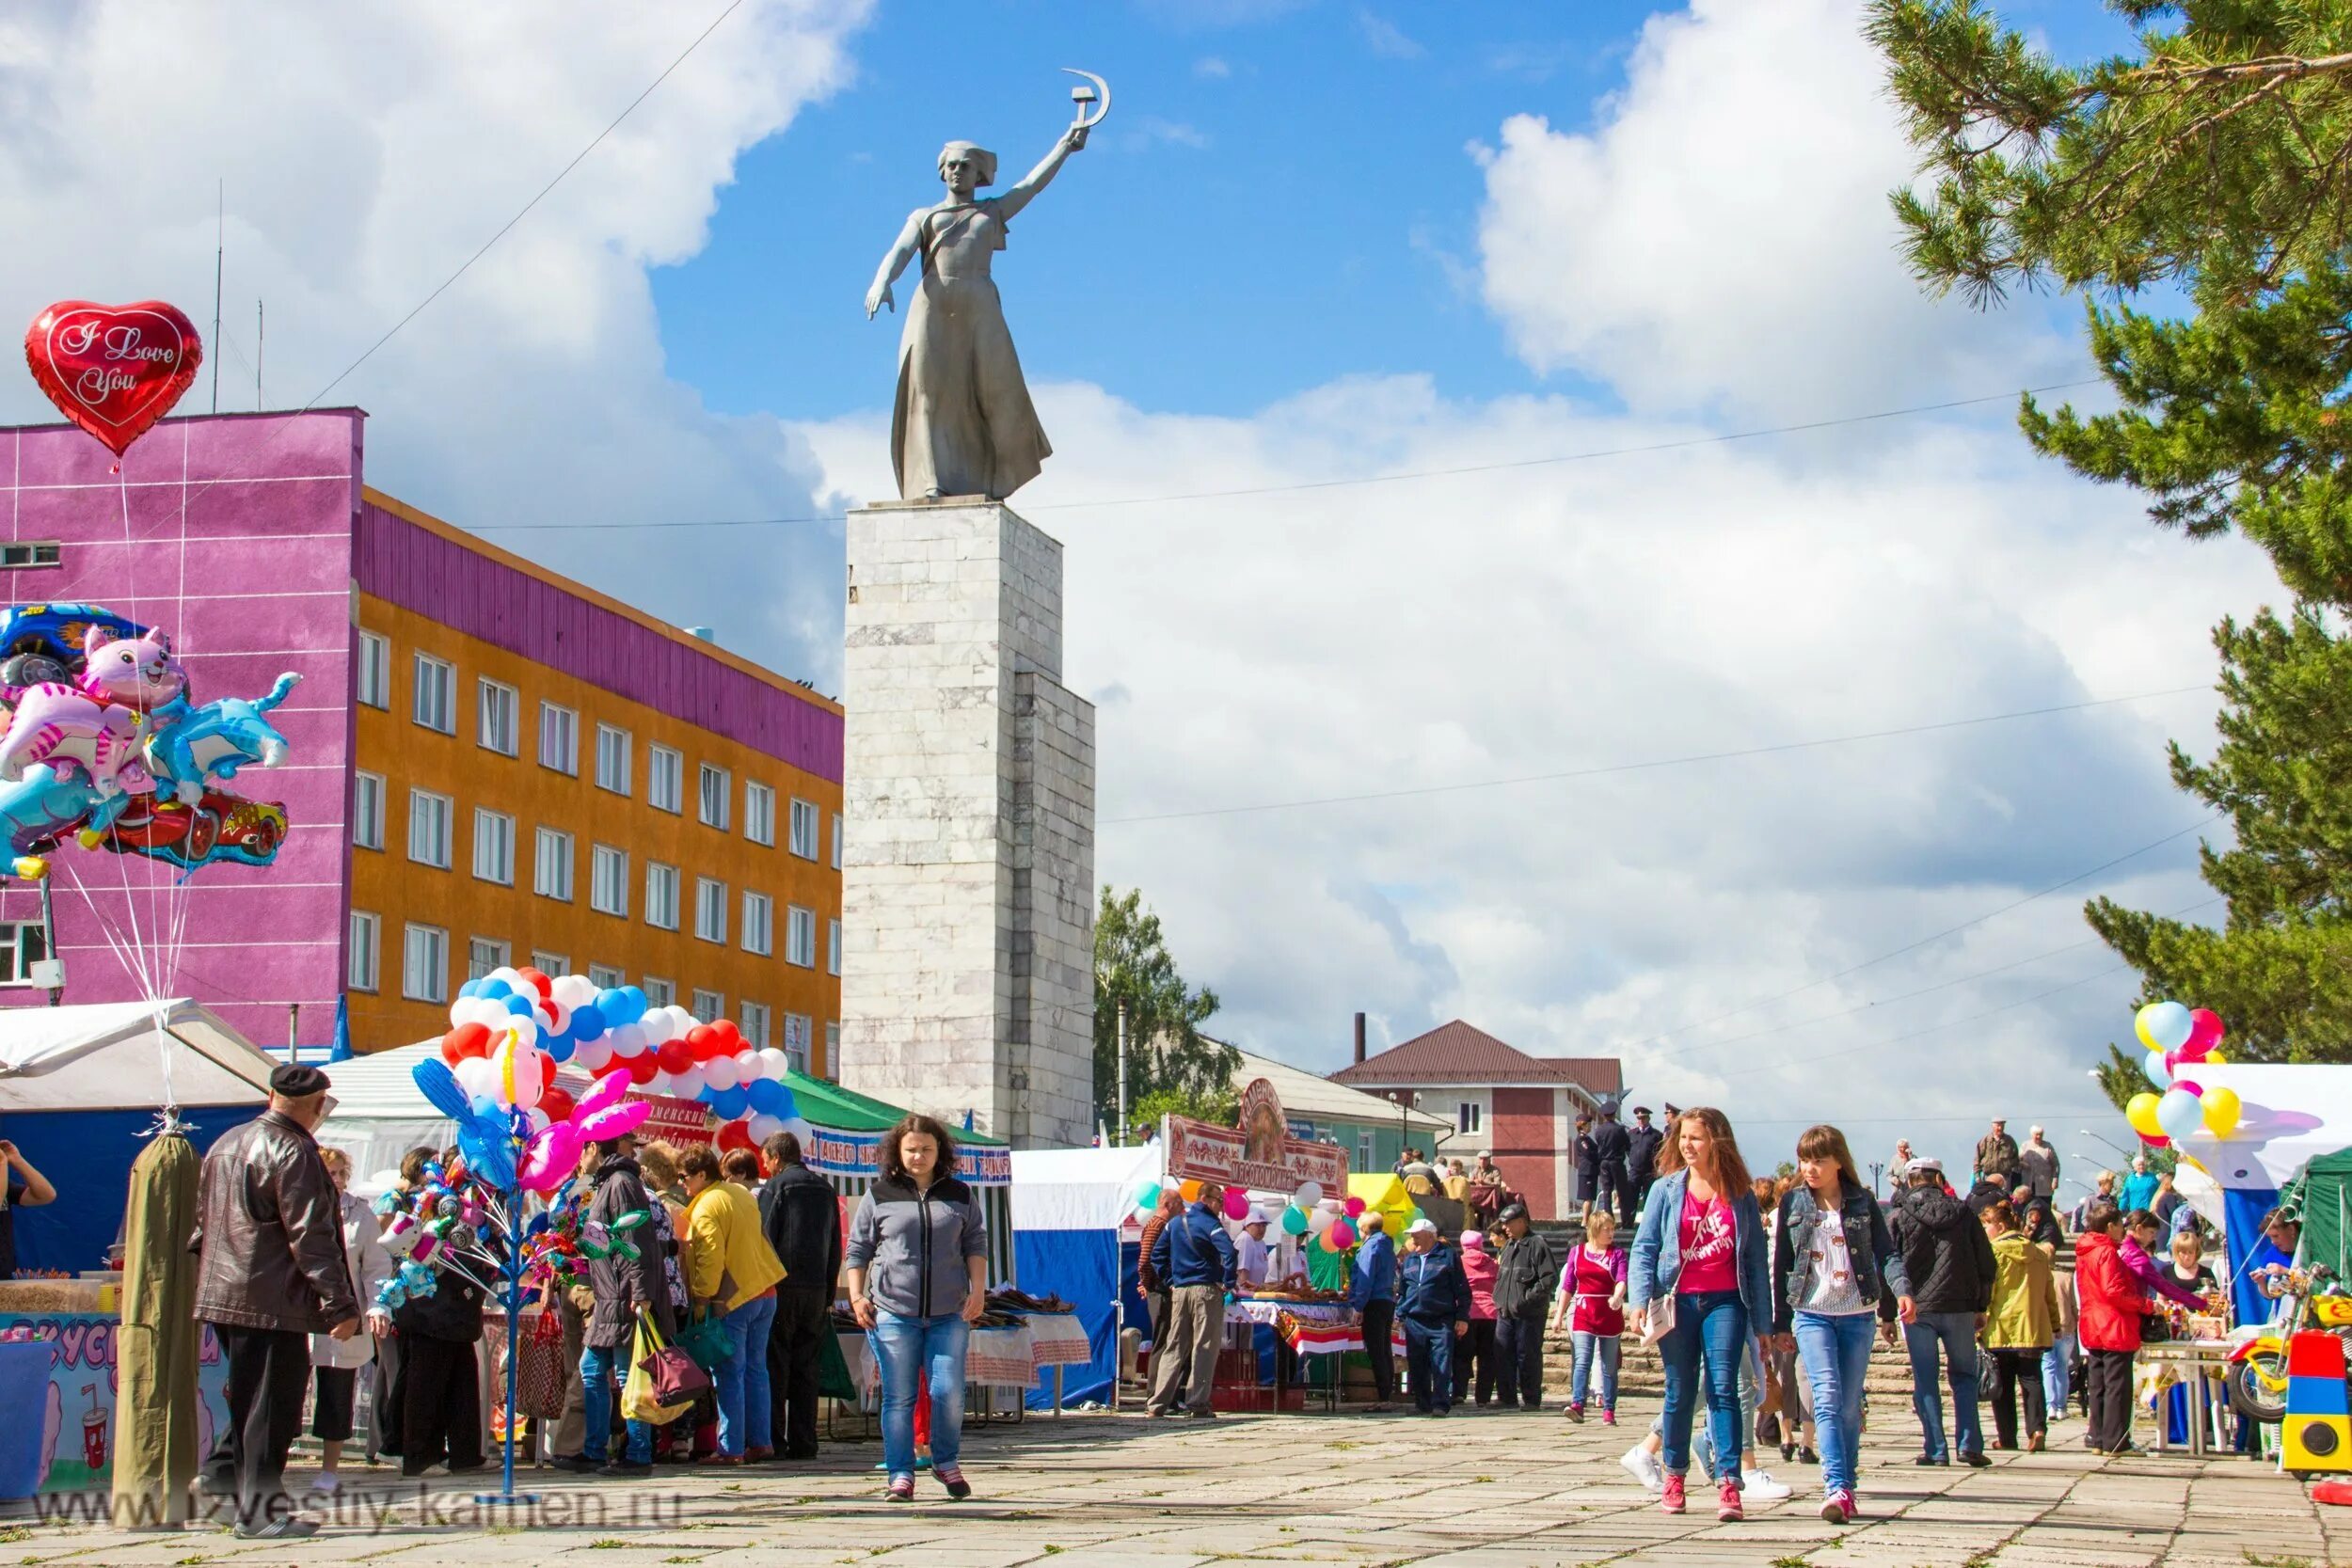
[544,998,571,1036]
[778,1116,815,1148]
[745,1112,786,1144]
[1295,1181,1324,1208]
[1306,1207,1337,1234]
[487,965,526,993]
[571,1037,613,1074]
[640,1011,677,1047]
[606,1022,645,1057]
[454,1057,498,1101]
[503,1013,541,1049]
[705,1054,740,1092]
[756,1048,790,1082]
[552,974,597,1010]
[665,1004,699,1036]
[526,1108,551,1133]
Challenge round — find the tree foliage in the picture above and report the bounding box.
[1093,886,1233,1132]
[1873,2,2352,1080]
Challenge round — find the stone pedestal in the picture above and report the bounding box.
[837,498,1096,1147]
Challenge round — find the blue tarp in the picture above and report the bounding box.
[1009,1146,1159,1412]
[1013,1227,1120,1410]
[2223,1184,2284,1328]
[0,1107,257,1275]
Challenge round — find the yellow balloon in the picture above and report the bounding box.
[2134,1016,2160,1052]
[2177,1152,2209,1175]
[2203,1051,2227,1066]
[2202,1086,2242,1139]
[2125,1092,2165,1139]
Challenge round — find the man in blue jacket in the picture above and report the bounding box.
[1348,1212,1398,1411]
[1147,1183,1237,1419]
[1395,1218,1471,1417]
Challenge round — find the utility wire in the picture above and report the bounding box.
[463,379,2112,534]
[1104,685,2209,825]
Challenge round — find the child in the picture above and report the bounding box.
[2073,1201,2149,1455]
[1550,1209,1627,1423]
[1979,1201,2060,1451]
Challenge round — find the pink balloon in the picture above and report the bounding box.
[578,1099,652,1141]
[2172,1079,2202,1099]
[1343,1196,1366,1218]
[574,1069,633,1122]
[2182,1007,2225,1060]
[518,1122,583,1193]
[1331,1221,1357,1248]
[1222,1188,1249,1221]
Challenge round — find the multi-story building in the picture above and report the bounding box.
[0,409,843,1068]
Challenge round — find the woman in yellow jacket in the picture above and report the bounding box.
[681,1145,787,1462]
[1979,1201,2061,1452]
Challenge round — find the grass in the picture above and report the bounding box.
[2243,1555,2315,1568]
[586,1542,629,1551]
[1770,1556,1811,1568]
[722,1482,742,1493]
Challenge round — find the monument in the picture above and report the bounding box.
[837,75,1107,1147]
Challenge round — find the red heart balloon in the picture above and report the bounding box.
[24,300,203,457]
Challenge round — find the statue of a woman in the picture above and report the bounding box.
[866,124,1089,502]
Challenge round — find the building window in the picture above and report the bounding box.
[642,976,674,1008]
[540,702,579,775]
[691,988,724,1022]
[786,905,816,968]
[739,1002,771,1051]
[469,937,510,982]
[408,789,453,869]
[588,962,624,991]
[827,918,842,976]
[347,911,378,991]
[531,949,567,977]
[741,892,772,957]
[785,1013,812,1076]
[788,798,819,860]
[412,653,456,734]
[0,541,58,568]
[477,677,518,756]
[1457,1102,1482,1136]
[648,746,683,814]
[357,630,390,709]
[403,924,449,1003]
[645,863,679,930]
[471,807,514,885]
[535,827,575,902]
[590,845,628,917]
[698,764,731,831]
[744,783,775,847]
[831,813,843,870]
[596,724,631,795]
[694,878,727,943]
[1358,1132,1375,1170]
[823,1020,839,1077]
[352,771,385,851]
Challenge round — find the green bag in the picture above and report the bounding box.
[675,1306,735,1370]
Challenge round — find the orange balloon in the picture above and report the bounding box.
[1178,1179,1203,1203]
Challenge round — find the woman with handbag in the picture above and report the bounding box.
[306,1148,392,1502]
[680,1145,786,1464]
[554,1134,675,1476]
[844,1114,991,1503]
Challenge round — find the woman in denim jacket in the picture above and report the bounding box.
[1769,1124,1915,1524]
[1629,1107,1774,1523]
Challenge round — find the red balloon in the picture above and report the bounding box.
[685,1024,721,1061]
[712,1019,742,1049]
[2182,1007,2225,1060]
[443,1022,491,1063]
[537,1086,575,1123]
[518,967,553,1001]
[25,300,202,457]
[625,1053,660,1086]
[657,1037,694,1075]
[715,1122,755,1154]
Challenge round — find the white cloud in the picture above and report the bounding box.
[1473,0,2068,417]
[1194,55,1233,79]
[1357,10,1425,61]
[0,0,874,681]
[1129,117,1212,151]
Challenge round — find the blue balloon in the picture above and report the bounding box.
[480,978,514,1001]
[610,986,648,1025]
[503,994,534,1017]
[745,1078,787,1117]
[543,1036,575,1064]
[771,1085,797,1123]
[458,978,483,1000]
[570,1004,606,1042]
[707,1085,750,1121]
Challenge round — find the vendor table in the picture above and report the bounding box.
[2139,1340,2234,1457]
[0,1276,233,1495]
[1015,1313,1091,1416]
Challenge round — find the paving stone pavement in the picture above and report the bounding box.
[6,1401,2348,1567]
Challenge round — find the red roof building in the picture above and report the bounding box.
[1330,1020,1624,1221]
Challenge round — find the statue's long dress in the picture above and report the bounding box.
[892,199,1052,501]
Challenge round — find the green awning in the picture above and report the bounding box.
[781,1069,1009,1146]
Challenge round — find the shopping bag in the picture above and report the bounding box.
[492,1307,568,1420]
[675,1306,734,1371]
[623,1311,703,1425]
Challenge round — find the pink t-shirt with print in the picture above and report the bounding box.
[1676,1194,1738,1295]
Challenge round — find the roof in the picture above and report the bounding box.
[0,999,278,1112]
[1229,1044,1451,1134]
[1330,1020,1625,1097]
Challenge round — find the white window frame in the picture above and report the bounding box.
[540,701,579,775]
[357,630,390,709]
[786,905,816,968]
[648,746,684,814]
[823,1020,839,1077]
[645,863,680,931]
[407,788,453,870]
[531,949,568,977]
[1457,1102,1483,1136]
[588,962,625,991]
[347,911,378,991]
[698,763,731,831]
[745,783,776,847]
[739,1002,771,1052]
[596,723,632,796]
[832,813,843,870]
[691,988,724,1023]
[471,807,515,886]
[828,917,842,976]
[403,924,449,1004]
[694,877,727,944]
[642,976,675,1008]
[590,844,628,917]
[468,936,510,982]
[785,1013,812,1076]
[412,653,456,735]
[477,676,519,757]
[535,826,575,902]
[352,771,385,852]
[788,798,819,860]
[742,892,773,957]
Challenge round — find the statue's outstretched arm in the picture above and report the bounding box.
[866,213,924,318]
[996,125,1088,222]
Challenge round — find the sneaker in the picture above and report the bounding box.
[1820,1488,1854,1523]
[1565,1402,1584,1423]
[1601,1409,1617,1426]
[546,1454,599,1475]
[1716,1480,1743,1522]
[304,1472,341,1497]
[1744,1470,1791,1502]
[1660,1473,1686,1514]
[234,1517,320,1541]
[1960,1449,1992,1467]
[937,1465,972,1501]
[1915,1452,1946,1466]
[597,1460,653,1478]
[886,1475,914,1502]
[1622,1443,1664,1493]
[1838,1493,1860,1523]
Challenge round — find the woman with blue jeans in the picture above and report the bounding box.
[1768,1124,1915,1525]
[682,1145,787,1462]
[845,1114,991,1503]
[1629,1107,1774,1524]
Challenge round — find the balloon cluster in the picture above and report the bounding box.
[2124,1000,2242,1147]
[376,1159,502,1309]
[1129,1176,1376,1257]
[440,965,802,1149]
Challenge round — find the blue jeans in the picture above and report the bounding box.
[1792,1309,1876,1496]
[1904,1310,1983,1460]
[1402,1316,1456,1413]
[712,1293,778,1456]
[1569,1331,1620,1409]
[577,1340,653,1465]
[873,1311,969,1477]
[1658,1290,1746,1484]
[2042,1332,2075,1414]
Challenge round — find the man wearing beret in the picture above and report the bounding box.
[193,1065,360,1539]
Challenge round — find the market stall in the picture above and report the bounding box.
[1009,1145,1158,1410]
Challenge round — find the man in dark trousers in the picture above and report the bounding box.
[1395,1218,1471,1416]
[1626,1106,1663,1217]
[193,1065,359,1540]
[1590,1101,1634,1227]
[760,1131,842,1461]
[1573,1115,1597,1220]
[1348,1213,1398,1412]
[1890,1158,1998,1466]
[1489,1203,1557,1409]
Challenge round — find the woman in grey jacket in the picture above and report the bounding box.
[844,1115,990,1503]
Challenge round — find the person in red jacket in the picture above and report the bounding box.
[2073,1202,2150,1455]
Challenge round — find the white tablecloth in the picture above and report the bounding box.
[1229,1298,1354,1327]
[1021,1313,1091,1368]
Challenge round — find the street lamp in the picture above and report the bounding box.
[2078,1128,2137,1164]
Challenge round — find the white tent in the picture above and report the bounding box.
[0,999,276,1111]
[313,1038,470,1180]
[2158,1063,2352,1192]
